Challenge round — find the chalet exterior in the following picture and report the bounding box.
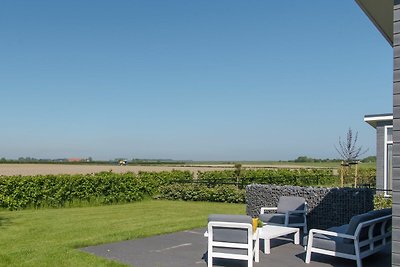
[364,113,393,195]
[355,0,400,264]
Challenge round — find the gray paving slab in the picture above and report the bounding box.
[81,228,391,267]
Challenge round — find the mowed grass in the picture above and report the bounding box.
[0,200,245,267]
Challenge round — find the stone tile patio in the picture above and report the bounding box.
[81,228,390,267]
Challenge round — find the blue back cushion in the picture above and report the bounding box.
[208,214,252,244]
[344,209,392,243]
[277,196,305,213]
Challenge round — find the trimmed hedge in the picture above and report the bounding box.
[157,184,245,203]
[137,170,192,195]
[197,169,337,187]
[0,167,376,210]
[0,170,192,210]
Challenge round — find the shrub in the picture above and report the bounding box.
[196,169,337,187]
[157,184,245,203]
[374,194,392,210]
[138,170,192,195]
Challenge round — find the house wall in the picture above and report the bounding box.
[393,1,400,265]
[376,122,385,190]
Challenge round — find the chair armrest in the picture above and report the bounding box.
[287,210,306,215]
[309,229,355,240]
[260,207,277,214]
[284,210,306,225]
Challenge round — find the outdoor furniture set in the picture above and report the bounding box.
[206,196,392,267]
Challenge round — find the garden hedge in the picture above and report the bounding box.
[0,170,191,210]
[196,169,338,187]
[157,184,245,203]
[0,167,377,210]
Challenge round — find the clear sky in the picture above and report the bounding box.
[0,1,393,161]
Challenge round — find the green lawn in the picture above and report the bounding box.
[0,200,245,267]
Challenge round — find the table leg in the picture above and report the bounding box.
[264,238,271,254]
[254,237,259,262]
[294,230,300,245]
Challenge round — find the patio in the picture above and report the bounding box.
[81,227,390,267]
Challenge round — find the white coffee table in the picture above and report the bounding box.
[258,225,300,254]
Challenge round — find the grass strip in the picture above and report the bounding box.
[0,200,244,267]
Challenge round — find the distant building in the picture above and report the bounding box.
[364,113,393,195]
[67,158,83,162]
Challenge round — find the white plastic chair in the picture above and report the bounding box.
[207,214,259,267]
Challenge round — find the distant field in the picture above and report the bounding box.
[0,164,230,177]
[0,161,374,177]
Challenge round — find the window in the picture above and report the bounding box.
[384,126,393,196]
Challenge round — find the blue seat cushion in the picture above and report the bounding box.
[259,213,304,225]
[304,233,355,255]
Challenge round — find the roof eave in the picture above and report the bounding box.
[364,114,393,128]
[355,0,394,46]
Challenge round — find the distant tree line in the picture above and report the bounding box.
[291,156,376,163]
[0,157,93,163]
[0,157,186,165]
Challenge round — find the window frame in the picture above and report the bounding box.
[384,125,393,197]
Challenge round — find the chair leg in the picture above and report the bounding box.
[305,247,312,264]
[355,243,362,267]
[305,233,313,264]
[208,251,212,267]
[248,258,253,267]
[356,257,362,267]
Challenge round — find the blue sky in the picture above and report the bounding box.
[0,1,393,161]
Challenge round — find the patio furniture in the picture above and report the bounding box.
[207,214,259,267]
[305,208,392,267]
[259,196,307,233]
[258,224,300,254]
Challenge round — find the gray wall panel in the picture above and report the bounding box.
[394,205,400,217]
[395,70,400,82]
[396,7,400,21]
[395,21,400,35]
[394,253,400,267]
[396,94,400,106]
[394,2,400,263]
[396,57,400,70]
[394,241,400,256]
[395,168,400,180]
[394,190,400,204]
[376,125,385,189]
[395,34,400,47]
[395,143,400,156]
[395,120,400,131]
[395,45,400,57]
[394,226,400,241]
[394,156,400,170]
[395,82,400,95]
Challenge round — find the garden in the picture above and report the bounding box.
[0,167,388,266]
